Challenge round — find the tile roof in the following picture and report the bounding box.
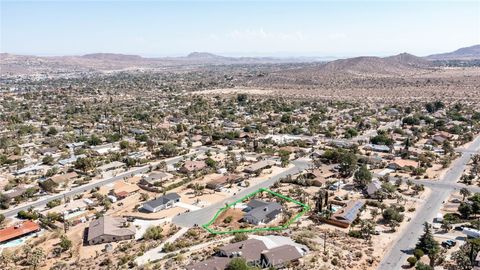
[0,220,40,243]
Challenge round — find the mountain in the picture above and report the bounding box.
[426,45,480,60]
[318,53,433,77]
[81,53,144,61]
[185,52,227,59]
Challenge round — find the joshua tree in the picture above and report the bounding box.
[460,187,471,201]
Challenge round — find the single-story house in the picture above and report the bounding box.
[0,221,40,244]
[142,193,180,213]
[179,160,207,174]
[330,200,365,227]
[388,159,419,170]
[96,161,125,174]
[87,216,135,245]
[139,171,173,186]
[243,200,283,225]
[185,257,231,270]
[243,160,276,174]
[112,181,140,198]
[50,172,79,186]
[218,239,268,263]
[206,174,243,191]
[364,144,391,153]
[260,245,303,268]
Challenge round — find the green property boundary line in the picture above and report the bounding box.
[202,187,310,235]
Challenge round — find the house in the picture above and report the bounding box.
[388,159,419,170]
[330,200,365,228]
[96,161,125,174]
[50,172,79,186]
[91,143,120,155]
[185,257,231,270]
[142,193,180,213]
[140,171,173,186]
[112,181,139,199]
[243,200,283,225]
[364,144,391,153]
[243,160,275,174]
[218,239,268,263]
[58,154,86,166]
[179,160,207,174]
[206,174,243,191]
[260,245,303,268]
[86,216,135,245]
[0,221,40,244]
[365,179,382,198]
[3,186,28,202]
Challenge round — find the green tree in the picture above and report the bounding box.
[42,155,54,165]
[339,151,358,177]
[353,165,372,188]
[458,202,474,219]
[74,157,95,173]
[88,135,101,146]
[59,235,72,252]
[460,188,472,201]
[143,226,163,240]
[416,222,440,267]
[415,262,433,270]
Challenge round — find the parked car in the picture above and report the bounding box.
[441,240,457,248]
[454,225,465,231]
[451,198,462,203]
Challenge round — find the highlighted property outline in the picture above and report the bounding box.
[202,187,310,234]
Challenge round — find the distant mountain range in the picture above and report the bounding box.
[1,45,478,76]
[426,44,480,60]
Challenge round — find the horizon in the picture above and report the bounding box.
[1,1,479,57]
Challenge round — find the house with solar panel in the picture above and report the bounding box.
[329,200,366,228]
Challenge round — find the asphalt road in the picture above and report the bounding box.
[378,135,480,270]
[172,158,312,227]
[0,147,208,218]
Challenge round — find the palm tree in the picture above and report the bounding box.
[460,187,471,201]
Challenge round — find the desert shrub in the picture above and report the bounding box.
[348,230,363,239]
[407,256,417,266]
[413,248,424,259]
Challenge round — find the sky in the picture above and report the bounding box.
[1,0,479,57]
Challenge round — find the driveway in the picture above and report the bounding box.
[135,226,189,265]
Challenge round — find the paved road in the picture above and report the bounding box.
[378,134,480,270]
[0,147,208,218]
[172,158,312,227]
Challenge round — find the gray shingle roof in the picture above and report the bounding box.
[144,193,180,209]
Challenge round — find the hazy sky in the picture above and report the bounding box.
[1,0,479,57]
